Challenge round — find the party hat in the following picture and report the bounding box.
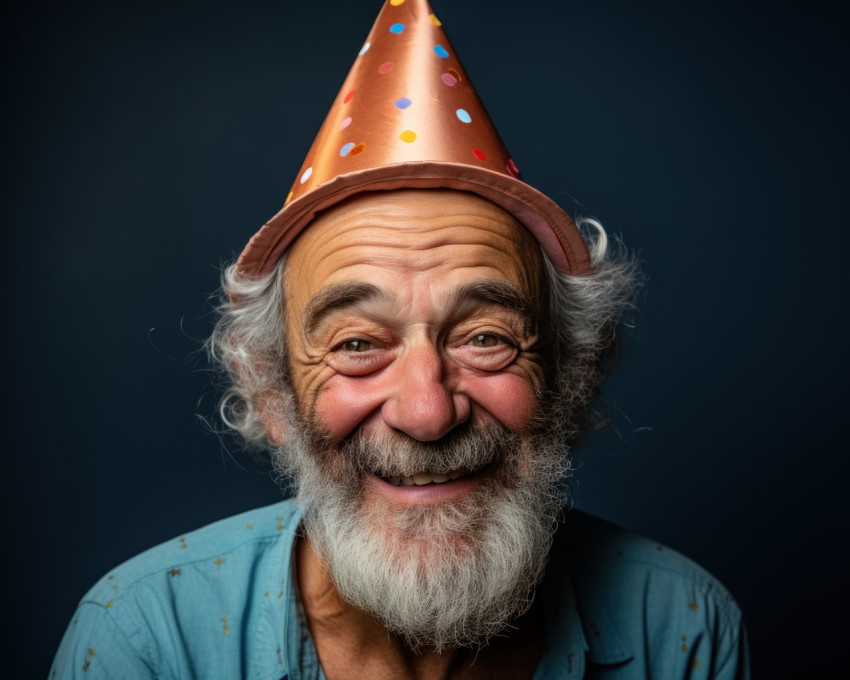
[237,0,590,276]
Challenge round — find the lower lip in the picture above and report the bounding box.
[367,473,480,505]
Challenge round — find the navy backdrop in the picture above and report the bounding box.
[5,0,847,676]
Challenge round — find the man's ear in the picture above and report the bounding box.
[233,359,289,445]
[257,391,289,445]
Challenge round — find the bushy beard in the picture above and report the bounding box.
[272,405,573,653]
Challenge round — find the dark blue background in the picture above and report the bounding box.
[5,0,847,676]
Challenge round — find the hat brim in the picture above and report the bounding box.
[236,161,591,277]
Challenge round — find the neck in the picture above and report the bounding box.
[295,535,544,680]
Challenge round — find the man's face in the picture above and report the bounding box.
[271,189,568,650]
[284,188,546,474]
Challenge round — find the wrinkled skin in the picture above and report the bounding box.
[265,189,549,680]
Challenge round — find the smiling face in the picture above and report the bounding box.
[283,189,545,494]
[271,189,568,651]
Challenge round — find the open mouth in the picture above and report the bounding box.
[378,464,491,487]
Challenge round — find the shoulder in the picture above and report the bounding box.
[547,510,749,678]
[80,499,300,604]
[51,499,302,680]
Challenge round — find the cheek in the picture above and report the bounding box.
[462,372,538,432]
[312,376,386,443]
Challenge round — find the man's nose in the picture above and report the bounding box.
[381,341,470,441]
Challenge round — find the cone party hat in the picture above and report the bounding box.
[237,0,591,276]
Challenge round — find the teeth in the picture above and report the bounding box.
[388,472,462,486]
[448,471,464,480]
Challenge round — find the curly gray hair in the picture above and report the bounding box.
[206,217,642,450]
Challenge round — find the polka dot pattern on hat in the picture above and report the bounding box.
[283,0,525,224]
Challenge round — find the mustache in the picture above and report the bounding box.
[340,420,522,479]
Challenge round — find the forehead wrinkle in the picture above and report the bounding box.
[302,282,392,338]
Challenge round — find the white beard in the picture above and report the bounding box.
[273,418,572,652]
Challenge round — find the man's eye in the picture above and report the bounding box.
[469,334,501,348]
[342,339,372,352]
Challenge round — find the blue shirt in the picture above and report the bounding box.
[50,500,749,679]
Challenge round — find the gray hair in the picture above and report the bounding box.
[206,217,642,450]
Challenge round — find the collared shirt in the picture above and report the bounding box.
[50,500,749,679]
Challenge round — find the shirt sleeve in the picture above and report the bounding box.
[50,602,157,680]
[713,619,751,680]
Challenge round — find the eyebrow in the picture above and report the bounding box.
[301,278,535,338]
[449,279,534,318]
[302,282,389,336]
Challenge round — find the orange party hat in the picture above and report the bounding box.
[237,0,590,276]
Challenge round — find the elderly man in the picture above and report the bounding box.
[52,1,748,678]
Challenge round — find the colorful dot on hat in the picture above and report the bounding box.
[285,191,293,205]
[506,159,520,177]
[344,90,355,103]
[472,148,486,160]
[350,143,367,156]
[429,14,442,26]
[395,97,412,109]
[448,68,462,83]
[300,167,313,184]
[339,116,352,130]
[390,0,405,5]
[441,73,457,86]
[340,142,355,157]
[456,108,472,123]
[359,42,371,56]
[399,130,417,143]
[378,61,394,74]
[434,45,449,59]
[390,23,404,34]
